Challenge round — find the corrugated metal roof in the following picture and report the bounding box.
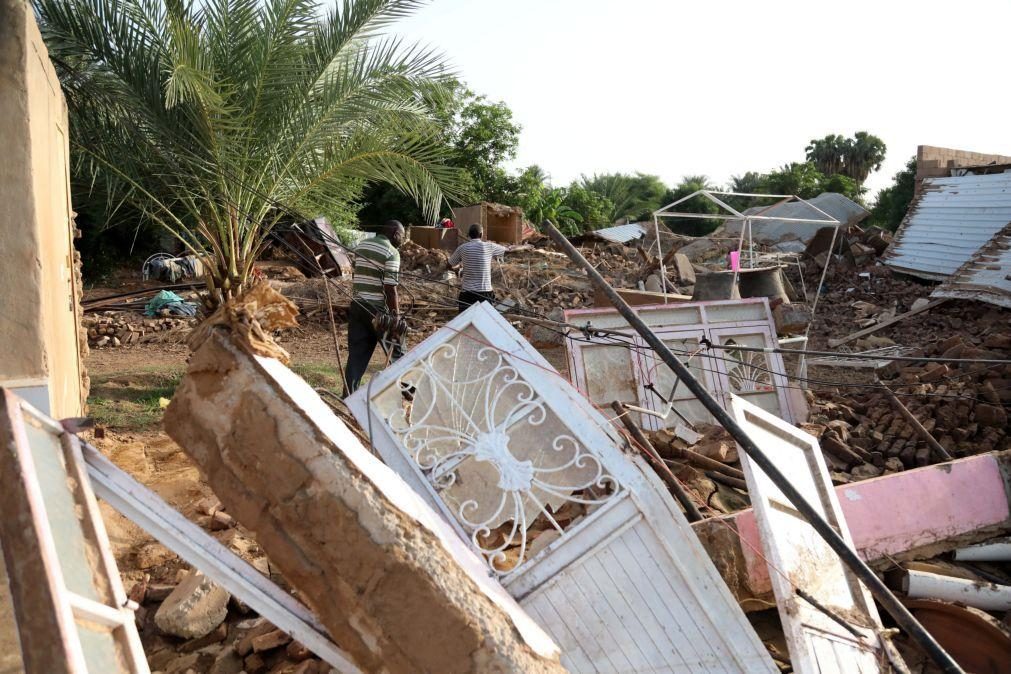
[931,222,1011,308]
[724,192,868,245]
[585,222,647,244]
[883,172,1011,281]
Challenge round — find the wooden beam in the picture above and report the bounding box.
[828,299,948,347]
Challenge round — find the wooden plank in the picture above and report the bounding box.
[828,298,948,347]
[730,395,889,674]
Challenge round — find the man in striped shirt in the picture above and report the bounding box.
[345,220,404,394]
[448,223,507,314]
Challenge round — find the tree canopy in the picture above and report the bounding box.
[578,172,668,224]
[869,156,916,231]
[805,132,887,186]
[39,0,460,304]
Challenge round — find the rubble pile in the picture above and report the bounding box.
[126,498,335,674]
[83,311,196,348]
[398,239,449,273]
[807,329,1011,480]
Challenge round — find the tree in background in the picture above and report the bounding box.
[805,132,887,187]
[40,0,460,305]
[563,184,614,230]
[658,175,723,236]
[759,163,832,199]
[523,185,583,235]
[844,131,888,186]
[359,80,521,227]
[579,172,668,223]
[869,156,916,231]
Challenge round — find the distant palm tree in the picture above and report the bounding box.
[805,134,847,177]
[37,0,461,306]
[806,132,886,186]
[843,131,887,186]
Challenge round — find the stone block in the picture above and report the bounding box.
[154,570,230,639]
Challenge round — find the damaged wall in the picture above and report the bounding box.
[0,0,85,417]
[165,329,563,674]
[915,144,1011,195]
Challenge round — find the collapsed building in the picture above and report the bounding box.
[2,5,1011,674]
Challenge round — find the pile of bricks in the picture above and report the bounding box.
[806,329,1011,482]
[82,311,196,347]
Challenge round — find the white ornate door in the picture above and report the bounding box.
[347,303,777,673]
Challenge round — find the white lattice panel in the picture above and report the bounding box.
[347,303,776,673]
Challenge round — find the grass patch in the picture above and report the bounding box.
[291,362,347,393]
[88,361,346,431]
[88,367,184,432]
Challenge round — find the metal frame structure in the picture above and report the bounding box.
[651,191,840,298]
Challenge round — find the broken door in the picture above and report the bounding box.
[0,390,148,673]
[348,303,777,673]
[729,394,887,673]
[565,298,796,431]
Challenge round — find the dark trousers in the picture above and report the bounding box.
[345,302,404,395]
[458,289,496,315]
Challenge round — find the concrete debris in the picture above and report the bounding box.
[692,452,1011,607]
[154,569,231,639]
[164,325,563,673]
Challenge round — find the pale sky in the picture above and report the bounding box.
[395,0,1011,200]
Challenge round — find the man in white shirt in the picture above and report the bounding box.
[448,223,507,314]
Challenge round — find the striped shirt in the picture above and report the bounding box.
[352,234,400,307]
[449,239,506,292]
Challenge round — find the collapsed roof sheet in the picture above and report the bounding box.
[883,173,1011,281]
[583,223,647,244]
[931,222,1011,308]
[723,193,868,245]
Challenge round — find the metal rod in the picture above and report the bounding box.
[543,220,964,674]
[611,401,703,523]
[704,343,1011,365]
[795,588,863,640]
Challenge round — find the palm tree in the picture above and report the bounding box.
[842,131,887,186]
[805,134,846,177]
[36,0,461,306]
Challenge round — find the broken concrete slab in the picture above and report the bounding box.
[693,451,1011,606]
[155,569,231,639]
[165,328,562,674]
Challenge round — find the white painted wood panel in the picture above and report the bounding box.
[730,395,886,674]
[348,303,777,673]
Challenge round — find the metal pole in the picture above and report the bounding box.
[543,221,963,674]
